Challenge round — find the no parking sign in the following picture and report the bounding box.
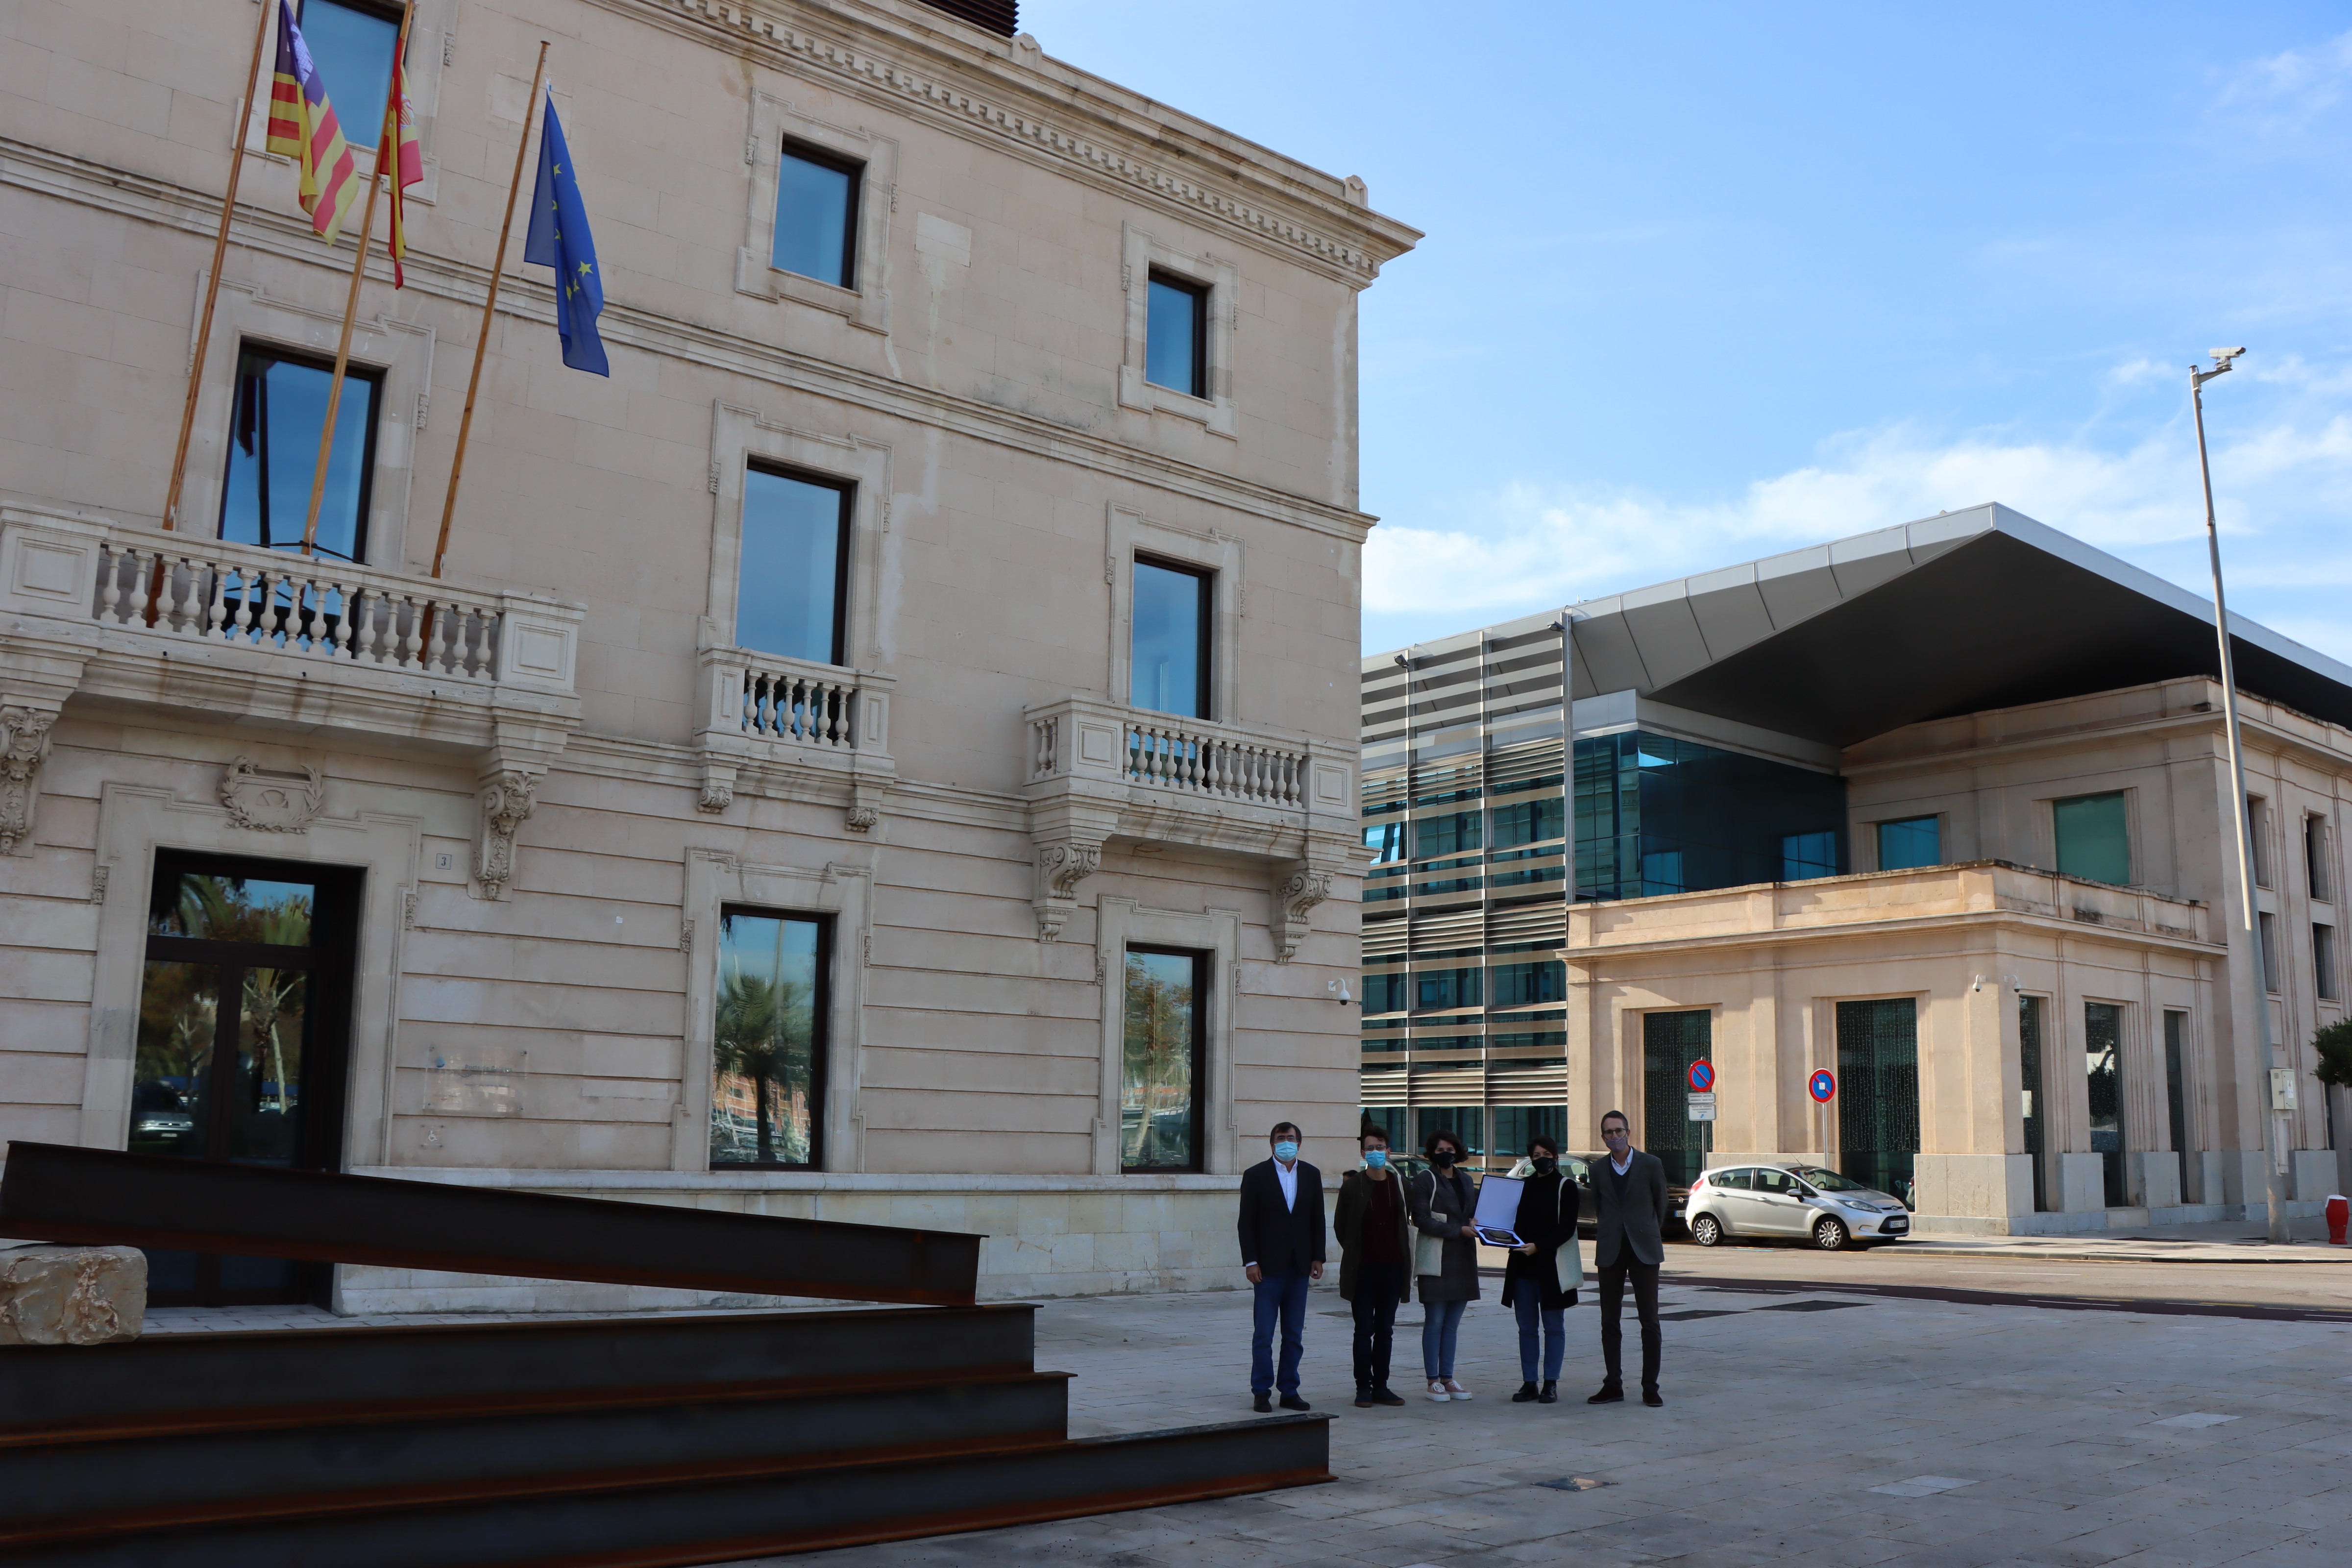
[1809,1069,1837,1103]
[1687,1059,1714,1094]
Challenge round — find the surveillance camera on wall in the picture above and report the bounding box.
[2211,347,2246,360]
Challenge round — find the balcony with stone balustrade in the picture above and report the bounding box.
[1021,693,1357,952]
[0,504,583,890]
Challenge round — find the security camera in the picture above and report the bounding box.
[2210,347,2246,361]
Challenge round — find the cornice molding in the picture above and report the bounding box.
[0,136,1377,544]
[592,0,1420,285]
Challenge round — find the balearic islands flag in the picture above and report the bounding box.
[522,94,609,375]
[382,39,425,286]
[266,2,361,245]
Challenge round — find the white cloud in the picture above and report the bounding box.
[2220,29,2352,126]
[1362,411,2352,660]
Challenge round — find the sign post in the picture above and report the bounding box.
[1809,1069,1837,1166]
[1686,1060,1715,1163]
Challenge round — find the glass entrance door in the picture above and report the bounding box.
[1642,1009,1711,1188]
[2084,1002,2127,1207]
[132,852,361,1306]
[1835,998,1920,1208]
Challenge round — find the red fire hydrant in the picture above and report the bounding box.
[2328,1195,2349,1247]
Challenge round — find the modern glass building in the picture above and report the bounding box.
[1359,618,1849,1168]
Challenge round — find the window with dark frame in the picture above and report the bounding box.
[736,464,852,666]
[2053,791,2130,885]
[771,139,862,289]
[2249,797,2273,888]
[296,0,404,159]
[2308,814,2332,903]
[1130,556,1211,718]
[1122,946,1206,1172]
[1144,271,1208,398]
[2259,910,2281,993]
[2317,923,2339,1002]
[221,344,384,564]
[709,907,831,1170]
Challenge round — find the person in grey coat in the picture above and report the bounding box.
[1408,1127,1482,1402]
[1587,1108,1668,1407]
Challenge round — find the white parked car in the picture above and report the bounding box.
[1684,1162,1911,1251]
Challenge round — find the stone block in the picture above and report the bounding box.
[0,1244,145,1346]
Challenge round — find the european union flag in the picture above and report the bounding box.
[523,96,608,376]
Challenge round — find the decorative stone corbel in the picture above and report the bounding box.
[697,760,736,815]
[0,706,58,857]
[1270,863,1334,964]
[1032,839,1102,942]
[473,768,540,900]
[844,782,882,834]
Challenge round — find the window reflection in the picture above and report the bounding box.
[1145,274,1205,396]
[710,911,825,1167]
[1131,559,1208,717]
[737,466,849,665]
[221,347,379,563]
[1122,948,1201,1170]
[772,143,858,286]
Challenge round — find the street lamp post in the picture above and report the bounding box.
[2190,347,2293,1244]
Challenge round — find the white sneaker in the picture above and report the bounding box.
[1425,1380,1451,1402]
[1443,1379,1474,1400]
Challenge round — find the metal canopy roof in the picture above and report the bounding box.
[1374,504,2352,749]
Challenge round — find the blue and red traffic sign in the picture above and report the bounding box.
[1809,1069,1838,1103]
[1688,1059,1715,1094]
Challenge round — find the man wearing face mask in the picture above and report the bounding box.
[1588,1109,1668,1407]
[1237,1120,1325,1413]
[1331,1124,1411,1408]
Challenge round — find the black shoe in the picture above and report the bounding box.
[1371,1386,1407,1406]
[1511,1381,1539,1403]
[1353,1387,1375,1408]
[1279,1393,1311,1412]
[1252,1392,1273,1413]
[1642,1387,1665,1407]
[1587,1385,1624,1404]
[1538,1380,1558,1404]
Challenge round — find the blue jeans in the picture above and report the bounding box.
[1250,1270,1311,1396]
[1515,1291,1566,1382]
[1421,1297,1468,1380]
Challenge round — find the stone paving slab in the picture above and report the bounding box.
[725,1269,2352,1568]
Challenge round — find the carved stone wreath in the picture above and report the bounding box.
[219,757,325,833]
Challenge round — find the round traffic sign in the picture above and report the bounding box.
[1688,1059,1715,1093]
[1809,1069,1837,1103]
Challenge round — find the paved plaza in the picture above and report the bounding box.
[760,1250,2352,1568]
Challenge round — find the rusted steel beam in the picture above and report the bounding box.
[0,1143,979,1306]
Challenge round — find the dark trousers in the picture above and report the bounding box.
[1597,1257,1661,1392]
[1349,1262,1404,1392]
[1250,1270,1311,1396]
[1515,1291,1567,1383]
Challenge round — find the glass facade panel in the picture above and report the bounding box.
[1575,731,1844,901]
[1489,960,1565,1007]
[736,466,849,665]
[1415,1106,1485,1160]
[1493,1105,1565,1158]
[1414,966,1482,1011]
[710,911,826,1168]
[1416,811,1482,859]
[2019,994,2048,1212]
[1360,1107,1406,1148]
[1877,815,1940,870]
[1145,275,1205,396]
[222,346,380,563]
[1642,1009,1712,1188]
[771,143,858,286]
[1835,998,1919,1207]
[1491,797,1563,848]
[1364,822,1404,864]
[1359,971,1407,1015]
[1122,947,1203,1171]
[2084,1001,2126,1206]
[298,1,399,159]
[2053,792,2130,885]
[1131,559,1209,717]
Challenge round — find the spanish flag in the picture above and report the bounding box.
[381,42,424,286]
[267,2,361,246]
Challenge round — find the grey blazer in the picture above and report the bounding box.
[1592,1150,1669,1268]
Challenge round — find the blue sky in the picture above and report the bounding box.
[1023,2,2352,660]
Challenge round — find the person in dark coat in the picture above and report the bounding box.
[1236,1120,1324,1413]
[1332,1124,1412,1408]
[1408,1127,1481,1401]
[1500,1132,1584,1405]
[1587,1107,1669,1407]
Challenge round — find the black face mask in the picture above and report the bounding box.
[1429,1148,1457,1168]
[1532,1156,1557,1174]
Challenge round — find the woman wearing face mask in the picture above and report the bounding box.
[1501,1133,1583,1404]
[1409,1127,1481,1401]
[1332,1124,1412,1408]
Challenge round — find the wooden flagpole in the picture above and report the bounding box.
[297,0,415,558]
[160,0,279,535]
[430,41,550,580]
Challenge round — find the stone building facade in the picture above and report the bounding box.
[0,0,1417,1308]
[1363,507,2352,1235]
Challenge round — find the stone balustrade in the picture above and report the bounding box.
[691,644,896,827]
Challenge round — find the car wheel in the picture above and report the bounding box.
[1690,1213,1723,1248]
[1813,1217,1849,1251]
